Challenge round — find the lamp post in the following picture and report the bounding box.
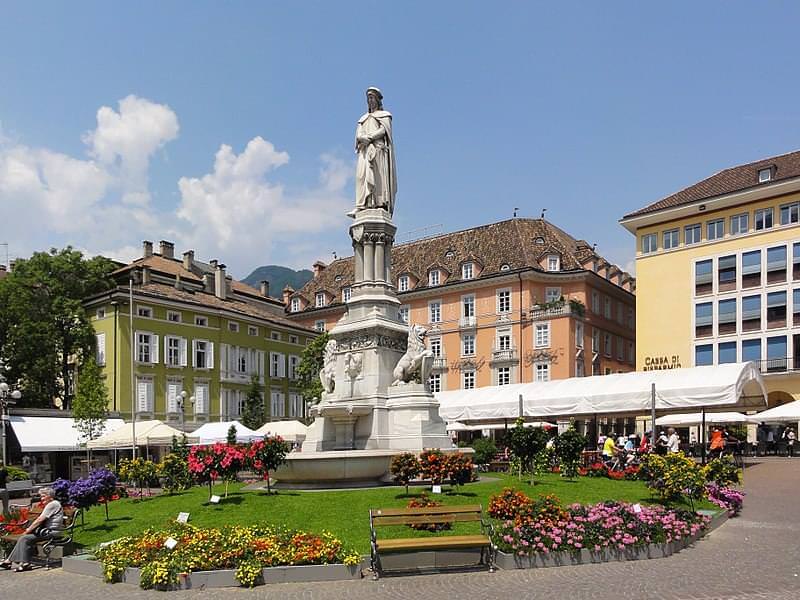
[0,376,22,465]
[178,390,195,433]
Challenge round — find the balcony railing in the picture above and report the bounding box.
[459,315,477,329]
[530,299,584,320]
[491,348,518,363]
[753,357,800,374]
[431,357,448,370]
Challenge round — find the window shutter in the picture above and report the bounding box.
[190,340,197,368]
[279,353,286,378]
[152,335,159,364]
[96,333,106,365]
[180,338,188,367]
[167,382,179,413]
[137,380,149,413]
[207,342,214,369]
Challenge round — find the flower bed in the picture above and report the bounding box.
[92,522,361,589]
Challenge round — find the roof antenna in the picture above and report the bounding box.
[513,207,519,217]
[540,208,547,219]
[332,251,338,260]
[592,243,597,253]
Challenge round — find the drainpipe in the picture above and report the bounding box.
[518,272,524,383]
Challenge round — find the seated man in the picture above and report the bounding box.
[602,434,621,463]
[1,487,63,572]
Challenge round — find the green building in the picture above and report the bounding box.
[83,240,316,429]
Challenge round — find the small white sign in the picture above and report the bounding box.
[210,495,221,504]
[633,503,642,514]
[164,537,178,550]
[176,512,190,523]
[431,485,442,494]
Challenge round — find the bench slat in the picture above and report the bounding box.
[372,513,482,526]
[371,505,482,517]
[377,535,490,551]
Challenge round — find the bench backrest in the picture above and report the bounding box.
[370,504,483,527]
[6,480,33,492]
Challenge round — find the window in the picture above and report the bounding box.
[194,382,209,415]
[290,298,300,312]
[398,275,409,292]
[497,366,511,386]
[429,270,440,286]
[695,345,713,366]
[546,255,560,271]
[270,352,286,378]
[616,304,624,324]
[663,228,679,250]
[135,377,154,413]
[228,321,239,333]
[767,245,787,283]
[500,263,511,272]
[627,341,635,363]
[755,207,773,230]
[603,332,612,356]
[695,303,713,337]
[462,294,475,318]
[641,233,657,254]
[136,332,158,363]
[617,336,624,361]
[730,213,749,236]
[535,323,550,348]
[165,336,187,367]
[96,308,106,319]
[695,260,713,295]
[718,298,737,335]
[767,291,787,328]
[767,336,788,371]
[289,393,304,418]
[781,202,800,225]
[717,341,737,365]
[462,370,475,390]
[794,243,800,280]
[462,262,474,280]
[795,289,800,324]
[193,340,212,369]
[742,295,761,332]
[534,363,550,382]
[592,329,600,353]
[461,334,475,356]
[314,320,326,332]
[166,379,183,414]
[718,255,737,292]
[429,373,442,393]
[604,297,611,319]
[742,250,762,288]
[706,219,724,241]
[429,337,442,357]
[575,322,584,348]
[497,289,511,313]
[289,335,299,344]
[742,339,761,363]
[96,333,106,365]
[429,301,442,323]
[237,351,248,374]
[167,311,181,323]
[223,389,245,419]
[315,292,325,307]
[271,331,281,341]
[545,287,561,303]
[270,389,286,417]
[398,305,410,323]
[591,291,600,313]
[137,306,152,318]
[684,223,701,245]
[195,315,208,327]
[576,359,585,377]
[342,287,351,303]
[627,307,635,329]
[497,330,511,351]
[758,167,772,183]
[289,355,300,380]
[248,326,258,336]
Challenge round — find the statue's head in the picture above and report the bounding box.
[366,87,383,112]
[410,324,428,344]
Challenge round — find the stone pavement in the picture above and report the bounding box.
[2,459,799,600]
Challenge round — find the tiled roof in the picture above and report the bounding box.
[624,149,800,219]
[113,255,203,282]
[291,218,627,310]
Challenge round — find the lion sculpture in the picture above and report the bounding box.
[319,339,337,395]
[391,324,433,386]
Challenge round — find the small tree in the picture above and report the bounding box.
[159,453,192,494]
[390,453,420,495]
[553,427,587,480]
[470,437,497,466]
[226,424,238,445]
[296,332,329,406]
[508,419,549,484]
[418,449,449,486]
[241,375,266,431]
[73,356,109,462]
[246,436,290,494]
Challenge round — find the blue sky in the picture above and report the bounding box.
[2,2,800,278]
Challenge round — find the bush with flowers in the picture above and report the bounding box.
[553,427,587,480]
[703,456,741,488]
[187,442,246,500]
[488,488,533,522]
[116,458,160,496]
[51,467,118,519]
[705,483,744,517]
[390,453,420,495]
[0,505,31,535]
[446,452,475,488]
[94,522,361,589]
[405,494,452,532]
[244,436,290,494]
[418,449,449,485]
[639,452,706,508]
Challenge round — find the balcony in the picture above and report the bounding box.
[491,348,518,364]
[530,299,585,321]
[431,356,448,370]
[459,315,477,329]
[754,358,800,375]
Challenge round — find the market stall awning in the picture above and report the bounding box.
[87,420,197,449]
[9,416,125,452]
[655,412,749,427]
[190,420,262,444]
[256,420,308,443]
[446,421,555,432]
[436,363,767,422]
[746,400,800,423]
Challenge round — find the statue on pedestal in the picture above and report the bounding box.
[351,87,397,217]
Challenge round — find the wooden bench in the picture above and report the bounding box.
[368,504,495,580]
[1,505,81,568]
[5,480,36,498]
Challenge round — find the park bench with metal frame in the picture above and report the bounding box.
[368,504,495,580]
[5,480,37,499]
[1,505,82,569]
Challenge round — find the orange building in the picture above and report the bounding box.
[285,218,636,391]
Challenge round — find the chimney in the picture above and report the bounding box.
[159,240,175,259]
[142,240,153,258]
[141,266,151,285]
[225,275,233,295]
[283,285,294,306]
[260,280,270,297]
[183,250,194,271]
[202,273,213,293]
[312,261,327,279]
[214,263,227,300]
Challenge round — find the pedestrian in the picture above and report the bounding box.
[0,487,63,572]
[655,431,669,455]
[639,431,652,454]
[787,428,796,458]
[666,428,681,454]
[0,461,9,515]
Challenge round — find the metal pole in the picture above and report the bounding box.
[650,383,656,447]
[701,407,707,465]
[129,279,137,460]
[518,394,523,419]
[1,400,6,465]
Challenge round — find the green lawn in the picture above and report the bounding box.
[74,474,709,554]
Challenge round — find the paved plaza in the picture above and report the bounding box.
[1,459,798,600]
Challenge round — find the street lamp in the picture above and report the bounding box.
[177,390,195,433]
[0,376,22,465]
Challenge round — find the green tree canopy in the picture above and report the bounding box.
[0,247,115,407]
[241,375,265,431]
[72,356,109,442]
[296,331,328,405]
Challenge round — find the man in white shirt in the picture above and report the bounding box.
[666,428,681,454]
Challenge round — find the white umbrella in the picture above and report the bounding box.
[256,420,309,443]
[190,420,262,444]
[655,412,749,426]
[747,400,800,423]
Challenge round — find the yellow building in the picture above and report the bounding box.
[621,149,800,407]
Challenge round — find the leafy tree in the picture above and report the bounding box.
[553,426,588,480]
[226,424,238,445]
[158,453,192,494]
[296,332,329,405]
[470,437,498,466]
[170,433,190,460]
[508,419,549,484]
[245,436,290,494]
[73,356,109,446]
[0,247,115,408]
[241,375,265,431]
[390,453,420,495]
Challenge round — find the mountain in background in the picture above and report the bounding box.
[241,265,313,296]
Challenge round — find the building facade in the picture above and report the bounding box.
[285,218,636,391]
[84,240,316,428]
[621,149,800,406]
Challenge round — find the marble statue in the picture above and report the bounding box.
[352,87,397,216]
[391,324,433,385]
[319,339,337,395]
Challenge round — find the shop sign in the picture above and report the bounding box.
[643,355,682,371]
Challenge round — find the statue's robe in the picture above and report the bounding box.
[354,110,397,215]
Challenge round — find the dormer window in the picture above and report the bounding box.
[342,287,351,302]
[429,270,440,286]
[758,167,772,183]
[546,255,560,272]
[315,292,326,308]
[290,297,300,313]
[398,274,409,292]
[462,262,474,280]
[534,237,545,245]
[445,250,455,260]
[500,263,511,272]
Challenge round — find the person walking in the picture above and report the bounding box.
[0,461,9,515]
[666,428,681,454]
[787,428,796,458]
[0,487,63,572]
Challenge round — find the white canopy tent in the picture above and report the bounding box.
[256,420,309,443]
[446,421,555,432]
[190,420,262,444]
[436,363,767,422]
[87,420,197,449]
[9,416,125,452]
[655,412,749,427]
[747,400,800,423]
